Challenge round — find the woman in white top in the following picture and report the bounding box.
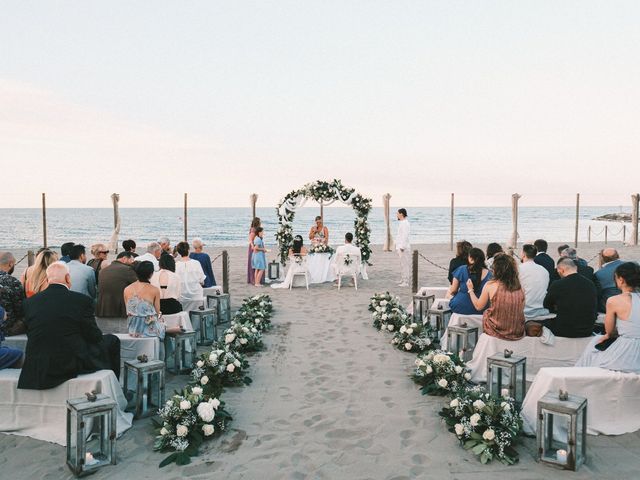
[174,241,206,312]
[151,254,182,315]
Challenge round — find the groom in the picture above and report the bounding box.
[396,208,411,287]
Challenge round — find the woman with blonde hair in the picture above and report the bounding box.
[88,243,110,282]
[21,249,59,297]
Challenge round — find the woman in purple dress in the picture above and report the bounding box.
[247,217,262,284]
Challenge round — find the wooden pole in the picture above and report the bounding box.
[250,193,258,220]
[450,193,454,251]
[222,250,229,294]
[588,226,591,243]
[320,201,324,223]
[623,224,627,243]
[574,193,580,248]
[27,250,35,267]
[183,193,188,242]
[41,193,47,248]
[605,225,608,244]
[412,250,419,294]
[632,194,639,246]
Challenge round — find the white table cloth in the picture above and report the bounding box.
[521,367,640,436]
[306,253,336,284]
[0,369,133,446]
[467,334,593,383]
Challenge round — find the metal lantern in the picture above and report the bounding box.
[537,391,587,471]
[426,307,452,337]
[446,324,479,361]
[123,359,165,419]
[66,393,117,476]
[206,293,231,326]
[487,350,527,405]
[268,260,280,280]
[164,331,197,374]
[190,308,217,345]
[412,294,435,323]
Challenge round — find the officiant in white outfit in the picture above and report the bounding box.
[396,208,411,287]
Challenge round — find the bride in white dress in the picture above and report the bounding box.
[576,262,640,373]
[271,236,308,289]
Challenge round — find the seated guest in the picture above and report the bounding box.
[95,252,137,332]
[561,247,596,284]
[0,305,24,370]
[447,247,492,315]
[518,244,550,318]
[485,243,503,270]
[158,237,173,259]
[576,262,640,373]
[135,242,162,271]
[189,238,216,287]
[533,239,555,279]
[558,244,588,267]
[333,233,361,276]
[67,244,97,299]
[151,254,183,315]
[289,235,308,257]
[59,242,75,263]
[595,248,624,313]
[124,261,171,339]
[87,243,110,283]
[175,242,206,311]
[0,252,26,336]
[21,249,59,298]
[18,263,120,390]
[122,239,138,258]
[448,240,472,284]
[536,258,597,337]
[467,253,525,340]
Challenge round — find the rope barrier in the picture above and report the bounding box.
[417,252,449,272]
[14,253,29,266]
[210,253,223,265]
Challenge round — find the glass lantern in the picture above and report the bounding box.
[190,308,217,345]
[268,260,280,280]
[537,392,587,471]
[206,292,231,326]
[123,359,166,418]
[66,393,117,476]
[412,294,435,324]
[426,307,452,337]
[487,350,527,405]
[446,324,479,361]
[164,331,197,374]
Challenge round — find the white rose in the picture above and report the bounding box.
[426,365,433,374]
[197,402,216,422]
[454,366,463,374]
[226,363,236,373]
[399,325,407,333]
[501,402,511,412]
[437,378,448,388]
[196,360,204,368]
[404,342,413,351]
[200,375,209,385]
[382,314,389,321]
[406,328,414,335]
[208,353,218,364]
[380,300,387,306]
[470,413,481,427]
[233,359,241,367]
[239,338,248,345]
[454,423,464,436]
[255,319,261,324]
[160,427,169,436]
[450,398,459,408]
[392,338,399,344]
[202,424,215,436]
[387,324,394,331]
[464,372,471,380]
[473,400,486,411]
[192,386,203,396]
[418,359,426,367]
[225,333,237,344]
[179,400,191,410]
[482,429,496,441]
[414,358,421,366]
[209,398,221,409]
[176,424,188,437]
[242,327,250,333]
[251,328,258,333]
[425,338,431,346]
[376,306,383,312]
[410,323,417,328]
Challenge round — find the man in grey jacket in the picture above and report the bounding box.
[67,244,97,300]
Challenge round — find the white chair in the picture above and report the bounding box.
[335,251,361,290]
[289,255,309,290]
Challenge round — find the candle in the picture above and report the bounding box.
[501,388,510,397]
[85,452,98,466]
[556,449,568,463]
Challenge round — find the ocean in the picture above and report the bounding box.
[0,206,630,250]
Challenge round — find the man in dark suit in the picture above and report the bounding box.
[533,239,555,279]
[18,262,120,390]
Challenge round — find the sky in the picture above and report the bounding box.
[1,1,639,209]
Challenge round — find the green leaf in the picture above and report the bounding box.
[463,440,477,450]
[159,452,178,468]
[472,442,488,455]
[480,451,490,464]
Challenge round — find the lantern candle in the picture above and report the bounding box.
[85,452,98,466]
[556,449,568,463]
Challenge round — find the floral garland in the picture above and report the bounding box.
[308,243,335,255]
[275,179,372,265]
[153,294,274,467]
[368,291,523,465]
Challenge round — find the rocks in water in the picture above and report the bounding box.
[593,213,631,222]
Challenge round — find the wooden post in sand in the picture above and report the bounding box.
[588,226,591,243]
[222,250,229,294]
[574,193,580,248]
[41,193,47,248]
[605,225,608,244]
[623,224,627,243]
[412,250,419,294]
[183,193,188,242]
[250,193,258,220]
[450,193,454,251]
[27,250,35,267]
[631,194,639,246]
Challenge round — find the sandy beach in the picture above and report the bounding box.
[2,241,639,480]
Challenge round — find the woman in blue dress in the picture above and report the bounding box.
[252,227,267,286]
[123,261,169,339]
[447,247,493,315]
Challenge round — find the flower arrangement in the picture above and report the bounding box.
[368,292,408,331]
[411,349,470,396]
[343,254,353,266]
[153,386,232,467]
[275,179,372,265]
[191,347,252,397]
[439,387,522,465]
[219,322,263,354]
[391,322,438,353]
[308,243,335,255]
[233,294,273,332]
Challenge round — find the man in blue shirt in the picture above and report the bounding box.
[595,248,624,312]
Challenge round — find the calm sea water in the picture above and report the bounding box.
[0,206,630,249]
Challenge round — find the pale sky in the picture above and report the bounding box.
[1,1,639,208]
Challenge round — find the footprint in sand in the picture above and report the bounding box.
[411,454,428,465]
